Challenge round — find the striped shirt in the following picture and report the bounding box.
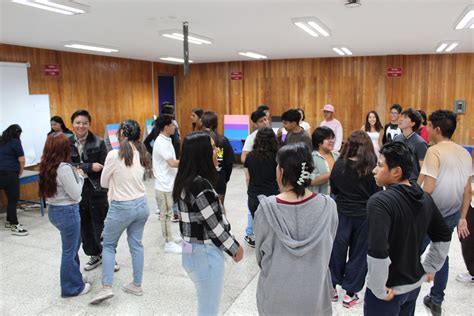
[178,176,239,256]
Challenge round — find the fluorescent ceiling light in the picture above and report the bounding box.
[341,47,353,55]
[435,41,459,53]
[436,43,448,52]
[332,48,344,56]
[159,57,194,63]
[35,0,86,14]
[454,5,474,30]
[63,42,118,53]
[238,51,267,59]
[332,46,352,56]
[11,0,88,15]
[445,43,459,52]
[292,17,331,37]
[160,29,213,45]
[294,22,318,37]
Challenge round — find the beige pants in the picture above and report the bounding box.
[155,190,173,242]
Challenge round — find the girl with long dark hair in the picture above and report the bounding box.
[255,143,338,315]
[0,124,28,236]
[329,130,380,308]
[90,120,152,304]
[173,132,243,316]
[39,132,88,296]
[361,111,383,157]
[190,107,204,131]
[48,116,73,137]
[244,127,279,218]
[201,111,235,205]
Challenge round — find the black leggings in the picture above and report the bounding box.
[0,170,20,225]
[461,205,474,275]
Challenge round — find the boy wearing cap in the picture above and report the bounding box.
[320,104,343,151]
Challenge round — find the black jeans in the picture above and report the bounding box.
[364,287,420,316]
[0,170,20,225]
[79,181,108,256]
[461,205,474,275]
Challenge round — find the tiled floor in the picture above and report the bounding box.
[1,166,472,315]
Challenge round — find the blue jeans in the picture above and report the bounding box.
[48,204,85,297]
[364,287,420,316]
[330,213,368,293]
[182,243,225,316]
[421,211,459,305]
[102,196,149,286]
[245,210,253,236]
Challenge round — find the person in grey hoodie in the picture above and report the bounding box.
[365,142,451,315]
[255,142,338,316]
[39,132,90,297]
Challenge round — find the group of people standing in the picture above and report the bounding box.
[0,101,472,316]
[240,104,471,316]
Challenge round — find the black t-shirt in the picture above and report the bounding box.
[214,136,235,195]
[244,154,279,198]
[0,139,24,172]
[382,123,402,144]
[330,159,380,217]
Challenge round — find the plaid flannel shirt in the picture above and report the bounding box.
[179,176,239,257]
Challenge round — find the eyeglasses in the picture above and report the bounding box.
[390,112,399,115]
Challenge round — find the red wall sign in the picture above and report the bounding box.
[230,71,243,80]
[44,64,60,77]
[387,67,402,77]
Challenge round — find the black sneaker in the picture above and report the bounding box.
[84,256,102,271]
[423,295,442,316]
[244,235,255,248]
[11,223,28,236]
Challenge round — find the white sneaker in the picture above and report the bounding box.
[155,208,160,215]
[79,283,91,296]
[456,272,474,283]
[164,242,182,254]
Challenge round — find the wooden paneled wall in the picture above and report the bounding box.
[0,44,178,133]
[175,54,474,145]
[0,44,177,204]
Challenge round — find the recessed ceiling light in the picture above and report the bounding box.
[63,42,118,53]
[454,5,474,30]
[332,46,353,56]
[160,29,213,45]
[292,17,331,37]
[11,0,88,15]
[159,57,194,64]
[238,51,267,59]
[435,41,459,53]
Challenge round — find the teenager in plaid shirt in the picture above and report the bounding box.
[173,131,243,316]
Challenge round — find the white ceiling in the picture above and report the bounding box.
[1,0,473,64]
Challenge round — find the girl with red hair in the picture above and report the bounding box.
[39,132,90,297]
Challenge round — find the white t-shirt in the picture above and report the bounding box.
[300,121,311,132]
[153,134,177,192]
[420,140,472,217]
[243,130,258,152]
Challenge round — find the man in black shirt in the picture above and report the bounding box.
[364,142,451,316]
[393,108,428,181]
[381,104,402,145]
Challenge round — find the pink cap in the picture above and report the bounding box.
[323,104,334,112]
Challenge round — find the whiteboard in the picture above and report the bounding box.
[0,62,51,166]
